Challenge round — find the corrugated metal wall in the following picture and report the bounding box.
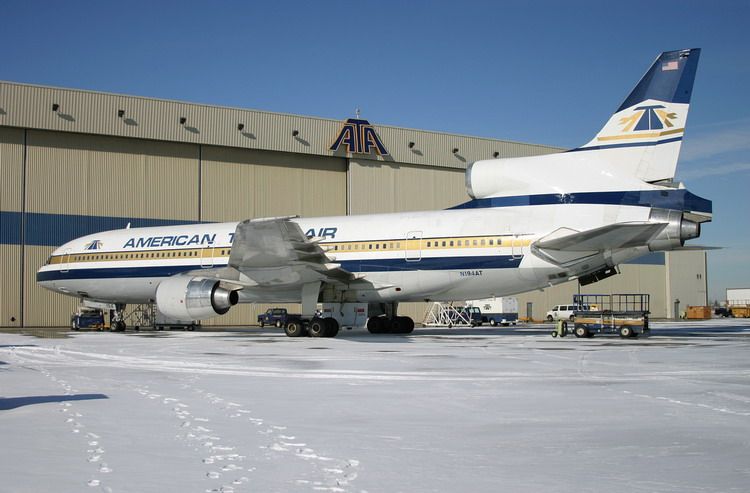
[0,127,23,327]
[25,130,199,219]
[666,251,708,317]
[0,245,22,327]
[200,147,346,221]
[349,159,467,214]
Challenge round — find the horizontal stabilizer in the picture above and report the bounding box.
[534,222,667,252]
[668,245,722,251]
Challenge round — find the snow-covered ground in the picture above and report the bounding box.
[1,320,749,493]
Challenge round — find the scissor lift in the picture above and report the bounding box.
[552,294,650,339]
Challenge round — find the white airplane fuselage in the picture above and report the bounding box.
[37,200,654,305]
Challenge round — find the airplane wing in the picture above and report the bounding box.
[531,222,667,266]
[223,216,357,287]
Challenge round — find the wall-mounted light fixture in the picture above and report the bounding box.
[292,130,299,137]
[452,147,459,154]
[117,109,125,118]
[493,151,500,158]
[237,123,245,131]
[408,141,415,149]
[179,117,187,125]
[52,103,60,112]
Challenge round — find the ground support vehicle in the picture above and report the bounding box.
[546,303,591,321]
[70,307,105,330]
[467,297,518,326]
[257,308,302,328]
[483,311,518,326]
[551,294,650,339]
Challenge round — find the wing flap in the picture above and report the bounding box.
[227,217,356,286]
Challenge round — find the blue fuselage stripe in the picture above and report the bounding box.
[450,189,711,214]
[36,255,523,282]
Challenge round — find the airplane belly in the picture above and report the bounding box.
[45,277,160,304]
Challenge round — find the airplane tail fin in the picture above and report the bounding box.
[574,48,701,183]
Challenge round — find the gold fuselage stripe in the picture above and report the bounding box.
[46,235,532,265]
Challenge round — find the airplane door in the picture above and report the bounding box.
[511,235,523,259]
[201,247,215,268]
[61,249,71,273]
[405,231,422,262]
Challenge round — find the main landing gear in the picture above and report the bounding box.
[110,304,127,332]
[366,316,415,334]
[283,317,339,338]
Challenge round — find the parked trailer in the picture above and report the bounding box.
[551,294,650,339]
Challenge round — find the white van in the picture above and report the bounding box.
[546,304,589,321]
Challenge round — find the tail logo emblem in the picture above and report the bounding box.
[619,105,678,132]
[84,240,103,250]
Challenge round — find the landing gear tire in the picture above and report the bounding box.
[324,318,339,338]
[574,326,588,338]
[389,316,414,334]
[398,316,415,334]
[551,331,558,338]
[309,317,330,338]
[619,326,633,338]
[285,321,306,337]
[112,321,126,332]
[367,316,386,334]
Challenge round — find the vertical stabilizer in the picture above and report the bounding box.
[574,49,700,183]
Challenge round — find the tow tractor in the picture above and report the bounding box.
[551,294,650,339]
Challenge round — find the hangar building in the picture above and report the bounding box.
[0,81,707,327]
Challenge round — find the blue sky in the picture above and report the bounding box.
[3,1,748,301]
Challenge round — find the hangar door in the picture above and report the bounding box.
[200,146,347,325]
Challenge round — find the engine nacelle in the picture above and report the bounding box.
[156,276,240,321]
[647,208,701,251]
